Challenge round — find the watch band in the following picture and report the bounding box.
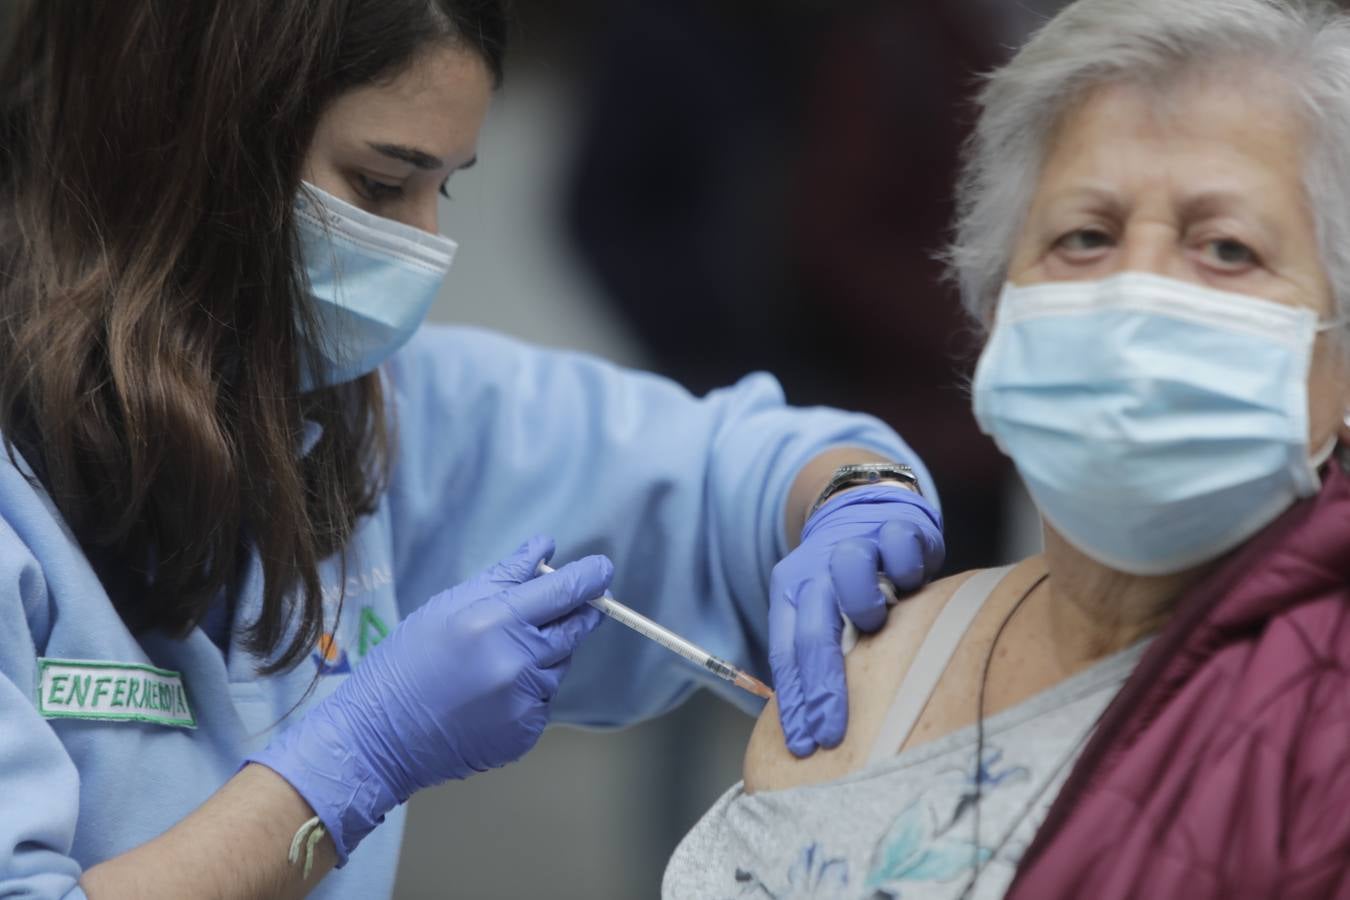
[810,462,921,518]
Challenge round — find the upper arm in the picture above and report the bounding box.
[383,325,928,608]
[383,325,928,727]
[743,575,961,793]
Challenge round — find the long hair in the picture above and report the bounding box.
[0,0,506,672]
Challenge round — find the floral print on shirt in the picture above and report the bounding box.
[728,745,1030,899]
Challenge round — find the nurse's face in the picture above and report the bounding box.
[303,43,492,236]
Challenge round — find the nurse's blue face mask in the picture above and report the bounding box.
[295,182,457,389]
[973,271,1346,576]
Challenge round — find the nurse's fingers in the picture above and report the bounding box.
[878,515,943,592]
[793,577,848,750]
[498,555,613,628]
[523,656,569,703]
[830,537,888,634]
[533,604,604,668]
[769,585,817,758]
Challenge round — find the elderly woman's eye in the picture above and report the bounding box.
[1054,228,1114,256]
[1202,238,1259,270]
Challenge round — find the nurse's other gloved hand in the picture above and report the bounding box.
[246,536,610,864]
[769,485,944,757]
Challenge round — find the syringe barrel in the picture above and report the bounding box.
[586,594,719,671]
[537,561,727,674]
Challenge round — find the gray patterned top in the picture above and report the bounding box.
[663,641,1147,899]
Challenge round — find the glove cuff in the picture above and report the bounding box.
[801,483,943,544]
[244,701,399,867]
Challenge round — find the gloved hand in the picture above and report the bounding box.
[247,536,611,863]
[769,484,944,757]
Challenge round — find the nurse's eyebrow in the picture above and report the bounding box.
[368,143,477,172]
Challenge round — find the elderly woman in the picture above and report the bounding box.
[663,0,1350,897]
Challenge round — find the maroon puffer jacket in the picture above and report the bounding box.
[1008,460,1350,898]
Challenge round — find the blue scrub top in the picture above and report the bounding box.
[0,325,931,898]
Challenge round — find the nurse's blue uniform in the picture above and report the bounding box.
[0,325,932,898]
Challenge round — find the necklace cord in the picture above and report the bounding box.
[958,570,1048,900]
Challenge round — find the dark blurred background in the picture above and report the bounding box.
[400,1,1064,896]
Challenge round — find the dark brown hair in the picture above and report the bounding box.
[0,0,506,671]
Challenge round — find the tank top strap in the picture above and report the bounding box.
[865,565,1017,766]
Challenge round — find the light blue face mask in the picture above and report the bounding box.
[972,271,1345,576]
[295,182,457,389]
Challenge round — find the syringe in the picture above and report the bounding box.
[536,562,774,700]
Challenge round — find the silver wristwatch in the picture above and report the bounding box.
[810,462,921,516]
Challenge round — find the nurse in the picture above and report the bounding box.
[0,2,944,898]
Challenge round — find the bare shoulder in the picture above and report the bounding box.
[743,570,977,794]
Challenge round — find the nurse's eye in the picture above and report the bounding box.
[354,174,404,202]
[1053,228,1114,261]
[1200,237,1260,272]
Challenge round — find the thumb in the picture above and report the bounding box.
[877,518,940,591]
[500,555,614,627]
[830,537,889,633]
[488,535,557,584]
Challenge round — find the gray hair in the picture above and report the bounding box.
[947,0,1350,327]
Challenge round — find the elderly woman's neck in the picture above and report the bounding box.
[1035,529,1213,668]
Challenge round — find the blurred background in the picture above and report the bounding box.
[396,1,1065,896]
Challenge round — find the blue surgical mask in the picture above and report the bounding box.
[972,271,1344,576]
[295,182,457,389]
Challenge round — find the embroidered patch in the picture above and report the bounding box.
[36,658,196,728]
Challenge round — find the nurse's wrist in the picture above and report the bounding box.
[244,699,400,867]
[786,448,894,547]
[80,762,337,899]
[236,763,340,875]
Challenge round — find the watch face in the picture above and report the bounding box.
[842,463,916,485]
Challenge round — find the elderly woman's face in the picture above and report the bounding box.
[1009,77,1350,448]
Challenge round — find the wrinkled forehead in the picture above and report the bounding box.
[1031,74,1314,232]
[1044,70,1306,182]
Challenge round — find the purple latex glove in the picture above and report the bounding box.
[247,536,611,863]
[769,484,944,757]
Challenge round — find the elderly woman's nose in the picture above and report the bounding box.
[1118,229,1180,279]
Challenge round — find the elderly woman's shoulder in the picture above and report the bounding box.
[743,569,980,794]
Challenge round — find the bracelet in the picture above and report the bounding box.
[288,815,327,880]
